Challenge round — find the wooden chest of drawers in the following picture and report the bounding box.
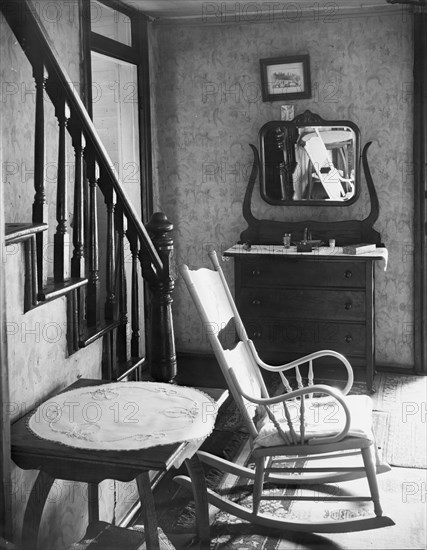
[224,247,385,392]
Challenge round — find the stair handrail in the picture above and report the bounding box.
[0,0,163,276]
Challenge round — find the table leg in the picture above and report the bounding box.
[87,483,99,523]
[22,471,54,550]
[185,454,210,550]
[136,472,160,550]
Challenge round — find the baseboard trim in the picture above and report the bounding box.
[376,363,417,374]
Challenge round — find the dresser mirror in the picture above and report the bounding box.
[260,110,360,205]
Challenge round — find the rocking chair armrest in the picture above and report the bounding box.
[230,370,347,407]
[229,369,352,444]
[248,340,354,395]
[338,175,354,183]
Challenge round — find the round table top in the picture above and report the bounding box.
[28,382,218,451]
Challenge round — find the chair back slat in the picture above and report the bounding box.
[223,343,267,436]
[181,263,269,439]
[223,342,264,402]
[208,250,249,343]
[186,267,236,345]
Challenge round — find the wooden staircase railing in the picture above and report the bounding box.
[1,0,176,382]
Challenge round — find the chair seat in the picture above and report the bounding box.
[67,521,175,550]
[254,395,374,448]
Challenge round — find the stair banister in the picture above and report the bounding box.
[0,0,163,276]
[1,0,177,382]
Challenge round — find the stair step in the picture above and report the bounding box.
[37,277,88,302]
[5,223,48,312]
[5,222,48,243]
[117,356,148,381]
[80,320,121,348]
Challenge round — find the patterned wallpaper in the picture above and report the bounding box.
[151,12,414,368]
[1,3,106,548]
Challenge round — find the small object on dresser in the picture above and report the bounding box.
[297,241,313,252]
[283,233,291,248]
[342,243,377,255]
[329,238,336,248]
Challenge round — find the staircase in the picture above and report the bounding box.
[1,0,176,383]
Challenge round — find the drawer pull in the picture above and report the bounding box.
[251,270,261,276]
[252,299,261,306]
[345,334,353,344]
[344,270,353,279]
[252,331,262,338]
[344,302,352,310]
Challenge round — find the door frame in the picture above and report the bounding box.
[0,93,12,541]
[413,9,427,374]
[81,0,153,223]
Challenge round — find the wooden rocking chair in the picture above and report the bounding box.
[177,250,393,533]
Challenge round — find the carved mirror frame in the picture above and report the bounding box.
[240,111,382,247]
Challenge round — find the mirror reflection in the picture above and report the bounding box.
[259,114,360,205]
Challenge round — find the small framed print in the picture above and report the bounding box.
[260,54,311,102]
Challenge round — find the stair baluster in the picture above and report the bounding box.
[129,231,140,361]
[71,129,86,279]
[86,158,100,328]
[115,206,129,365]
[32,60,49,293]
[70,129,86,351]
[53,99,71,282]
[102,182,117,378]
[104,183,116,322]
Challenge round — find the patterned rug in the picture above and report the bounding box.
[208,465,427,550]
[374,373,427,469]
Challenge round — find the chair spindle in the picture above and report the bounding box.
[295,366,303,389]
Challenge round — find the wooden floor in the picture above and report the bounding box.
[130,369,427,550]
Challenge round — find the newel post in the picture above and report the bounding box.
[145,212,177,382]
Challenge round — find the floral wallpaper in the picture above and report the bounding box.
[151,11,414,368]
[1,3,111,548]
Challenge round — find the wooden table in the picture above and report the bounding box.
[11,379,228,550]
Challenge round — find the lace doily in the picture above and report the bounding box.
[28,382,218,451]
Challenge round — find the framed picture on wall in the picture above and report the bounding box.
[260,55,311,101]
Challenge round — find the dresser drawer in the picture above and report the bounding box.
[238,257,366,288]
[238,288,366,321]
[243,318,366,357]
